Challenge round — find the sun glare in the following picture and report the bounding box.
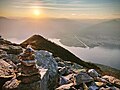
[33,9,41,16]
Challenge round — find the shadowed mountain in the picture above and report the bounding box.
[20,35,101,71]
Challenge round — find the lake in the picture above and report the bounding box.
[49,38,120,70]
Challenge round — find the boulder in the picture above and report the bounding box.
[35,50,58,77]
[75,72,93,85]
[35,50,58,90]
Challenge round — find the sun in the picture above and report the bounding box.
[33,9,41,16]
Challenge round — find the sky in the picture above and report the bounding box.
[0,0,120,19]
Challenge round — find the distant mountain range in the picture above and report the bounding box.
[0,16,104,40]
[0,16,120,48]
[59,19,120,48]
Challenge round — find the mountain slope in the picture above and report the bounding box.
[96,64,120,79]
[20,35,101,71]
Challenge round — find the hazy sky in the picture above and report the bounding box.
[0,0,120,19]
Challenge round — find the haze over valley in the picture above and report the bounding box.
[0,17,120,49]
[0,17,120,69]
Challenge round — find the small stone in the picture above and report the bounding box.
[58,67,68,75]
[88,69,100,78]
[59,76,69,85]
[95,82,105,87]
[89,85,99,90]
[58,62,65,67]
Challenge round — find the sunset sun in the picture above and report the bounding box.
[33,9,41,16]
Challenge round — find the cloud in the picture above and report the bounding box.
[0,0,120,19]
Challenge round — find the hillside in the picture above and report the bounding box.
[20,35,101,71]
[96,64,120,79]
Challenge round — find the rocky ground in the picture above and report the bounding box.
[0,35,120,90]
[55,57,120,90]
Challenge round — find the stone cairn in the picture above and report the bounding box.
[18,45,41,83]
[2,45,41,90]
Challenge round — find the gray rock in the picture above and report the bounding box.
[72,63,83,69]
[58,67,68,75]
[88,69,100,78]
[58,62,65,67]
[35,50,58,77]
[35,50,58,90]
[89,85,99,90]
[7,54,19,64]
[75,72,93,85]
[59,76,69,85]
[64,61,73,67]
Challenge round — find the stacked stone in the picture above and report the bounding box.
[19,47,39,76]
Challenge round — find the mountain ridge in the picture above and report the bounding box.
[20,34,101,71]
